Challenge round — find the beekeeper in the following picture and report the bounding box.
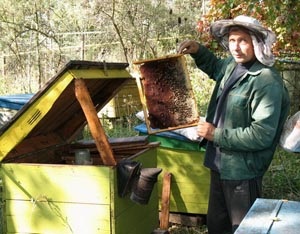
[179,15,290,234]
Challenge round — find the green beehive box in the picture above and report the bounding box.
[0,61,160,234]
[135,124,210,215]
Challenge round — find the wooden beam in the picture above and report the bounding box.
[160,172,172,230]
[74,79,116,166]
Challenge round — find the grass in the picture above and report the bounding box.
[169,225,208,234]
[263,148,300,200]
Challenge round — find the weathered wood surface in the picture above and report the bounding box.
[0,61,161,234]
[160,172,172,230]
[157,146,209,214]
[2,163,111,203]
[235,198,300,234]
[1,146,160,234]
[0,61,131,163]
[75,78,116,166]
[5,200,111,233]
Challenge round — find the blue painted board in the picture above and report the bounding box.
[0,94,33,110]
[235,198,300,234]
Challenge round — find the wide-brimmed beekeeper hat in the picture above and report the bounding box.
[210,15,277,66]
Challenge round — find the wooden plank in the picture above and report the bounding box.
[235,199,300,234]
[160,172,172,230]
[112,146,159,234]
[115,205,159,234]
[272,200,300,233]
[3,133,64,162]
[0,71,74,161]
[5,151,62,164]
[69,68,132,79]
[73,136,149,150]
[75,78,116,166]
[156,147,209,214]
[61,142,159,165]
[2,163,111,204]
[113,147,158,213]
[5,200,111,234]
[168,201,208,215]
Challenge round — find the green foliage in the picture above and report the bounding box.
[103,115,142,138]
[187,59,214,116]
[0,0,203,94]
[203,0,300,55]
[82,113,142,140]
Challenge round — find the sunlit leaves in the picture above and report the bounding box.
[206,0,300,55]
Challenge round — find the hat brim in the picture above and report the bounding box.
[210,19,276,49]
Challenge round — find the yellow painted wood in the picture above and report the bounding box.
[2,164,111,204]
[156,147,210,214]
[163,181,209,214]
[2,147,160,234]
[69,69,132,79]
[0,71,74,160]
[112,147,159,234]
[5,200,110,234]
[0,68,133,161]
[169,181,209,200]
[0,60,160,233]
[115,198,158,234]
[169,201,209,215]
[113,147,158,214]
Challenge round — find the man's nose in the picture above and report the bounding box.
[231,42,240,51]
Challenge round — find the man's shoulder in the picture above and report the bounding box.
[250,62,281,81]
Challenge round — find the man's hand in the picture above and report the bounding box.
[197,120,215,142]
[178,40,200,54]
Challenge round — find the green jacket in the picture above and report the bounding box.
[192,45,290,180]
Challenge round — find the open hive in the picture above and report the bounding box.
[0,61,160,234]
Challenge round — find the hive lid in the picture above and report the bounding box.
[0,60,133,162]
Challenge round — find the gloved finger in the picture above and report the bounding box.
[178,40,192,54]
[178,40,199,54]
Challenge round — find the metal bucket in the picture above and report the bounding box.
[74,149,92,165]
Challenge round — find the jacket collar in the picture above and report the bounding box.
[218,58,265,95]
[223,58,265,83]
[247,60,265,75]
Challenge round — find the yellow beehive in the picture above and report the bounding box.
[0,61,160,234]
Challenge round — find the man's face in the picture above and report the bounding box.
[228,29,255,64]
